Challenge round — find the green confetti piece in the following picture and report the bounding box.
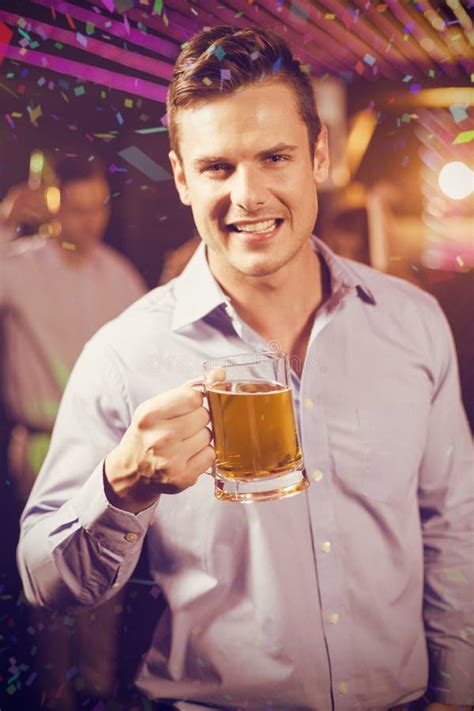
[114,0,133,11]
[51,358,70,390]
[453,130,474,144]
[443,568,467,583]
[18,28,32,41]
[26,433,51,475]
[85,22,95,35]
[7,684,16,695]
[74,85,85,96]
[154,0,163,14]
[135,126,168,134]
[54,42,64,49]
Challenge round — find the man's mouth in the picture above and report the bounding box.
[227,218,283,234]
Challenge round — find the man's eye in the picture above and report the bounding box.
[266,154,287,163]
[207,163,229,172]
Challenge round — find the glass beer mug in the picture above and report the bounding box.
[203,351,309,503]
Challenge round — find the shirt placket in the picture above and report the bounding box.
[225,286,361,710]
[300,286,360,711]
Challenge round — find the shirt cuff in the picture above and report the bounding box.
[69,461,158,559]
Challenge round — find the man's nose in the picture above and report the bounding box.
[229,166,268,212]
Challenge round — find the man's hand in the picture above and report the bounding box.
[104,382,214,513]
[0,182,52,238]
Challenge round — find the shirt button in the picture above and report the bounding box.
[303,398,314,411]
[320,541,331,554]
[329,612,339,624]
[339,682,348,694]
[124,532,138,543]
[312,469,324,482]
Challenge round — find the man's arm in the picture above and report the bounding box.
[17,337,214,610]
[0,182,53,242]
[418,302,474,706]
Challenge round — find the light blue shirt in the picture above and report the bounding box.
[18,238,474,710]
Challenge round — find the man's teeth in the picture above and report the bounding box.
[234,219,277,233]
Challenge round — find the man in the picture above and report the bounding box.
[1,155,146,709]
[17,27,473,711]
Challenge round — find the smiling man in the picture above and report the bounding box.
[17,26,473,711]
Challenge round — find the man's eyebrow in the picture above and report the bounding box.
[257,143,298,157]
[193,144,298,169]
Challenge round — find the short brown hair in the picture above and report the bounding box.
[167,26,321,159]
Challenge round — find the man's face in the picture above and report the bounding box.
[58,176,110,252]
[169,81,328,282]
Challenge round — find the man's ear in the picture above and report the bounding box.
[169,150,191,206]
[312,124,330,184]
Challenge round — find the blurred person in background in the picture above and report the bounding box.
[0,154,146,710]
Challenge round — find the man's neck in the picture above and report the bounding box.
[52,238,94,266]
[210,241,328,369]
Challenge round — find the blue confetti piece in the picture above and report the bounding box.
[290,1,308,21]
[272,57,282,72]
[214,46,225,61]
[66,666,78,680]
[118,146,172,182]
[363,54,376,66]
[449,105,468,123]
[76,32,88,47]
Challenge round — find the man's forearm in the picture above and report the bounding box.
[17,462,153,609]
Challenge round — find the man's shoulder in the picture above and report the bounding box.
[89,282,178,346]
[94,242,140,274]
[1,235,47,261]
[340,257,439,314]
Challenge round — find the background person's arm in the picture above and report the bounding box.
[418,301,474,706]
[0,182,53,241]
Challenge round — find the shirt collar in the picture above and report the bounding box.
[171,236,376,332]
[171,241,228,331]
[311,236,376,305]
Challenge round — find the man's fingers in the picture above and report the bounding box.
[186,444,216,481]
[179,426,212,462]
[136,384,203,426]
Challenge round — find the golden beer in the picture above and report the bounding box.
[207,380,302,480]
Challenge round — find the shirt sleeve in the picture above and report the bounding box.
[418,301,474,705]
[16,335,158,611]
